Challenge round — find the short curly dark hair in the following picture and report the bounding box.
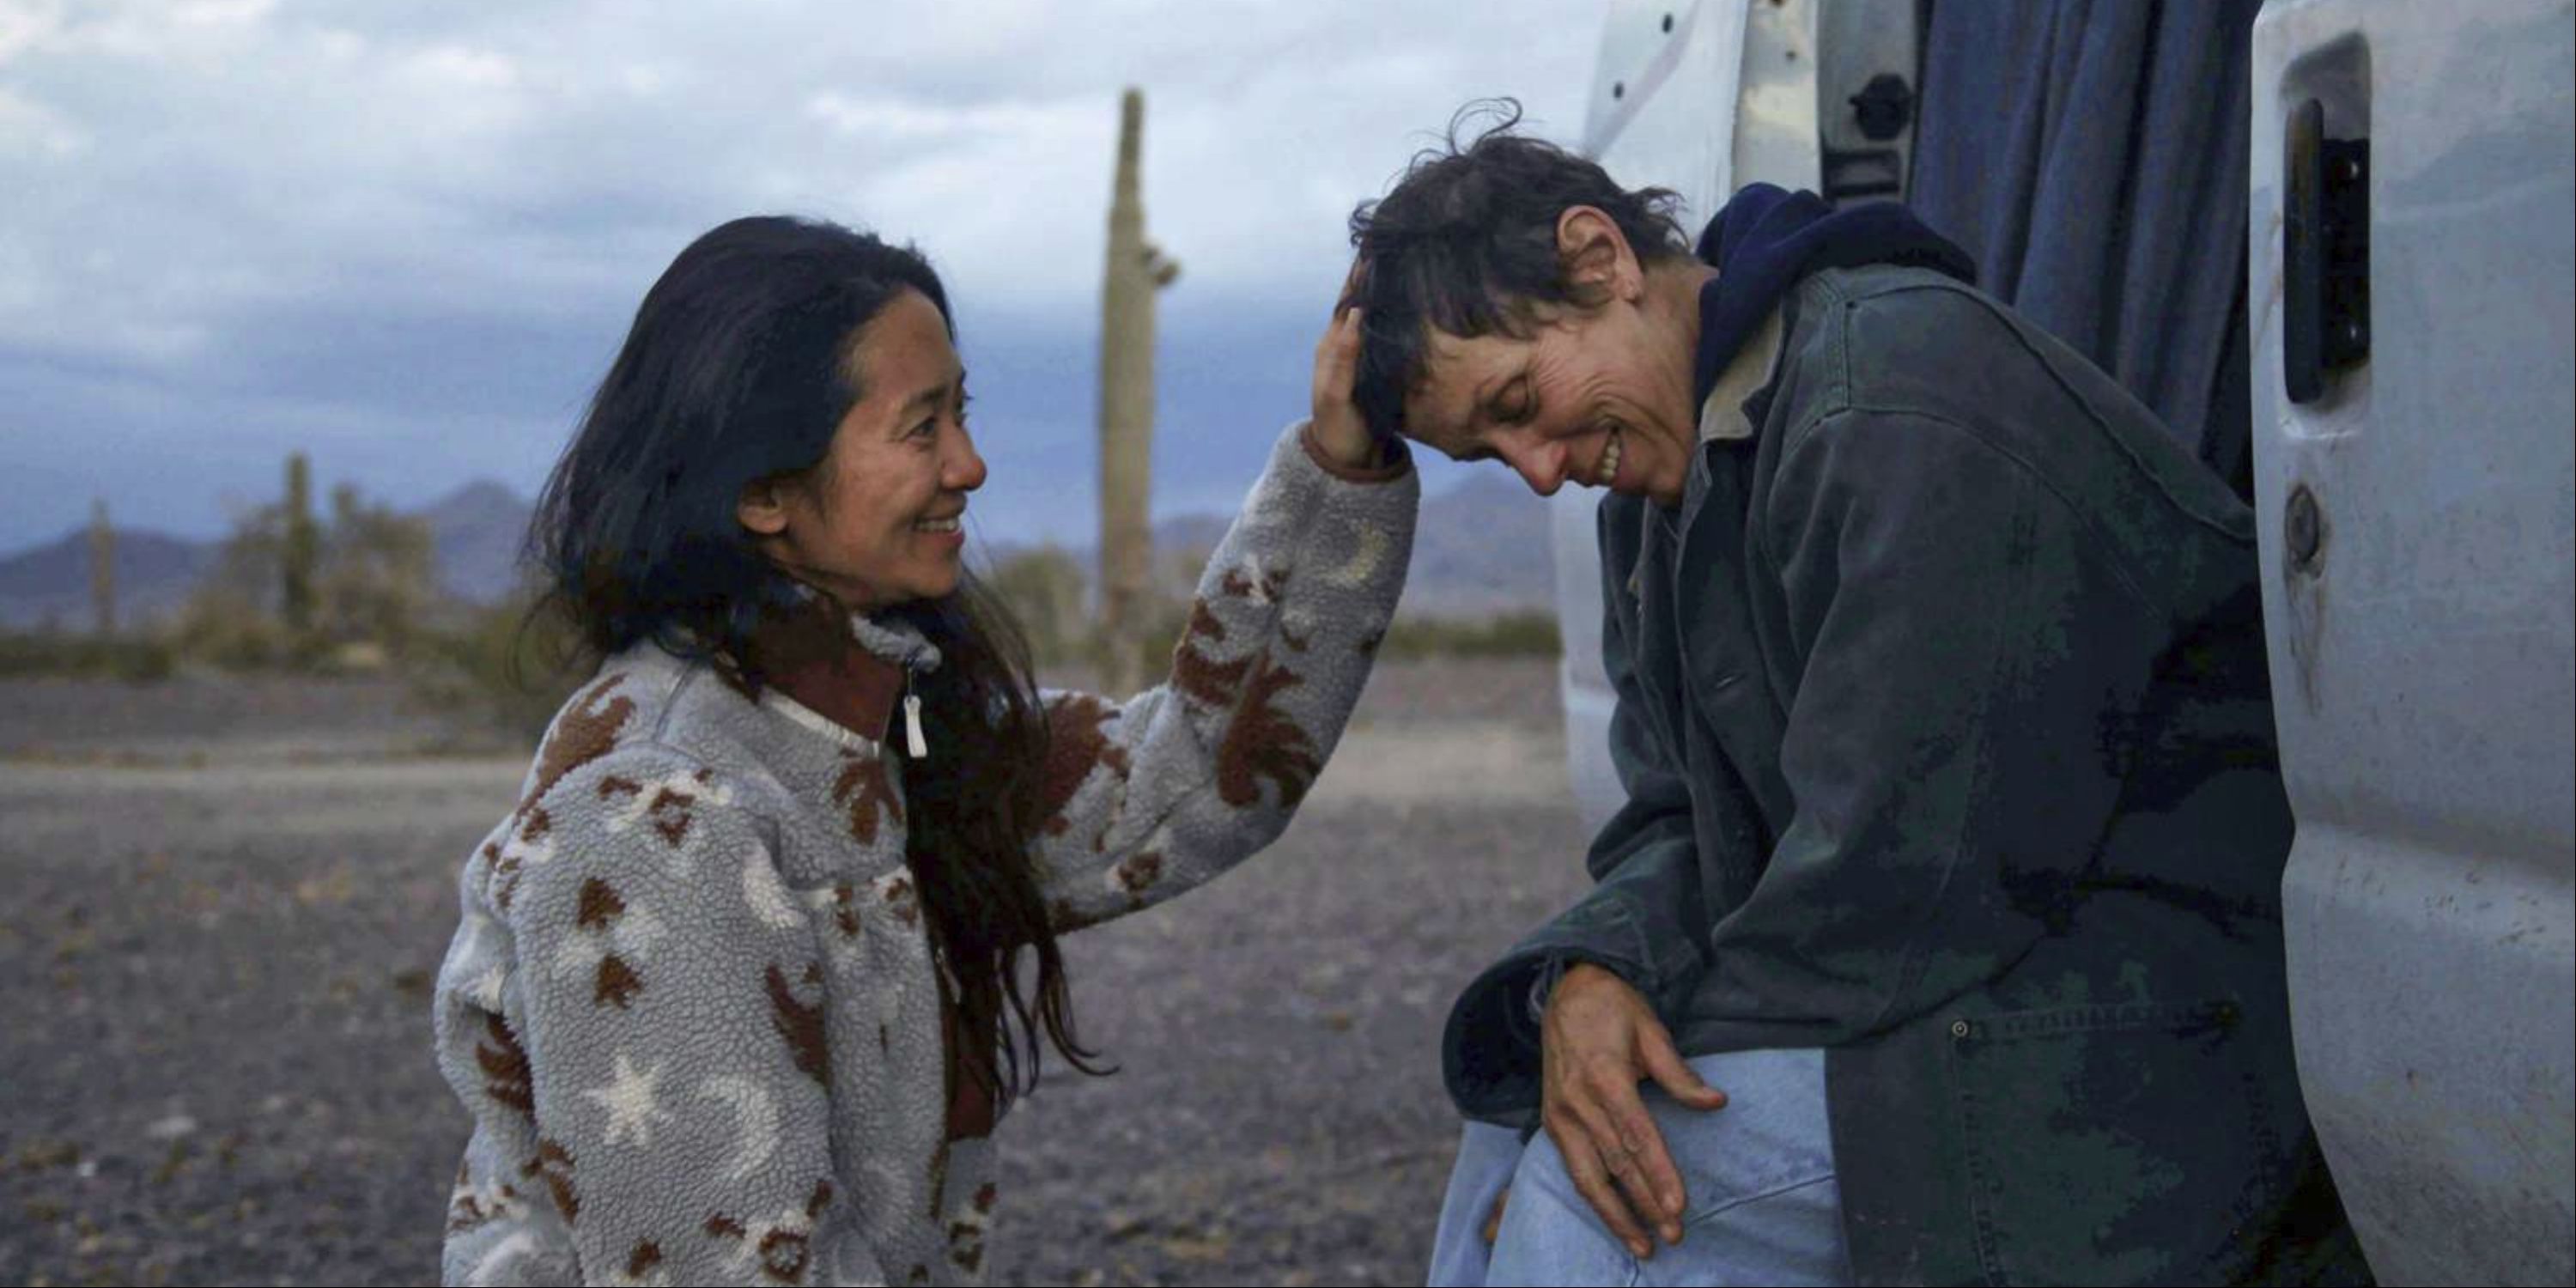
[1346,100,1690,442]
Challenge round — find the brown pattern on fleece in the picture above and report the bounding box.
[765,963,829,1085]
[1046,895,1097,933]
[576,877,624,929]
[1219,565,1288,602]
[830,751,903,846]
[594,955,642,1009]
[430,425,1416,1285]
[1172,600,1252,707]
[519,673,633,823]
[1112,852,1164,904]
[702,1178,833,1285]
[574,877,642,1007]
[646,775,707,846]
[483,841,521,912]
[1038,694,1132,828]
[947,1222,985,1274]
[445,1159,515,1233]
[596,772,709,848]
[476,1012,534,1118]
[1216,654,1321,810]
[524,1137,579,1224]
[624,1240,664,1279]
[879,872,920,927]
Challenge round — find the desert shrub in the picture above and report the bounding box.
[981,545,1091,671]
[412,586,589,742]
[173,471,436,672]
[1373,610,1561,661]
[0,629,179,682]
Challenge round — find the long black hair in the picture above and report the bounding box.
[530,214,1103,1100]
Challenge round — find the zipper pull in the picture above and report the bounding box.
[902,671,928,758]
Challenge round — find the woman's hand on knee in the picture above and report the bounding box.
[1538,963,1729,1258]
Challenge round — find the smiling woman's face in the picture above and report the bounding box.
[738,288,987,610]
[1402,299,1700,506]
[1394,209,1705,507]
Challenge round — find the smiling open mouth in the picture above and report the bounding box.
[1595,428,1623,487]
[914,515,962,533]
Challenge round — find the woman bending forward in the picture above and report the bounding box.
[430,216,1413,1285]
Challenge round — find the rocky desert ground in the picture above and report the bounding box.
[0,658,1594,1286]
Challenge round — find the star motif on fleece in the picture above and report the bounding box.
[584,1053,674,1148]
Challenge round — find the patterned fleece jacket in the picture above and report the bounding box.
[431,423,1415,1286]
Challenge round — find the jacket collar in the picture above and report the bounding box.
[1696,305,1788,445]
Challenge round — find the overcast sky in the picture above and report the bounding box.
[0,1,1602,555]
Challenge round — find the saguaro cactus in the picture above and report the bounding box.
[88,497,115,638]
[282,451,319,635]
[1097,86,1180,696]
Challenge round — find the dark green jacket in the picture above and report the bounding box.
[1443,264,2365,1285]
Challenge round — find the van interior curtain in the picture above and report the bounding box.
[1907,0,2263,495]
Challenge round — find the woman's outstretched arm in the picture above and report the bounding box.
[1028,307,1418,929]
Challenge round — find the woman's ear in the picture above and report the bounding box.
[1555,205,1642,304]
[737,476,792,537]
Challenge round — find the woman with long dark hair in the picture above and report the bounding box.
[430,216,1413,1285]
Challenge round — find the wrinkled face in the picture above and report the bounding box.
[1400,295,1701,507]
[743,289,987,610]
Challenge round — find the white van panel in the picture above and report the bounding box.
[1559,0,1816,832]
[2251,1,2576,1281]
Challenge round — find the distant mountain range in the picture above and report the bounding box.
[0,471,1556,629]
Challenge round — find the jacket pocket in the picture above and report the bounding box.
[1946,999,2286,1285]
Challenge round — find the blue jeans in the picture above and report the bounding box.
[1426,1048,1850,1286]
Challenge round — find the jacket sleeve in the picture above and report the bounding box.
[493,745,881,1286]
[1710,405,2179,1034]
[1438,499,1718,1120]
[1029,422,1418,932]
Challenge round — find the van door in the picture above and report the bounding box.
[2250,2,2575,1281]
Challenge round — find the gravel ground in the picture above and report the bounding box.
[0,659,1591,1286]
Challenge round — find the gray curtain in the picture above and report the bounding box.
[1908,0,2261,494]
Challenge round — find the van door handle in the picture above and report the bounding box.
[2283,97,2371,404]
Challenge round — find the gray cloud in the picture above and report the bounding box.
[0,0,1589,550]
